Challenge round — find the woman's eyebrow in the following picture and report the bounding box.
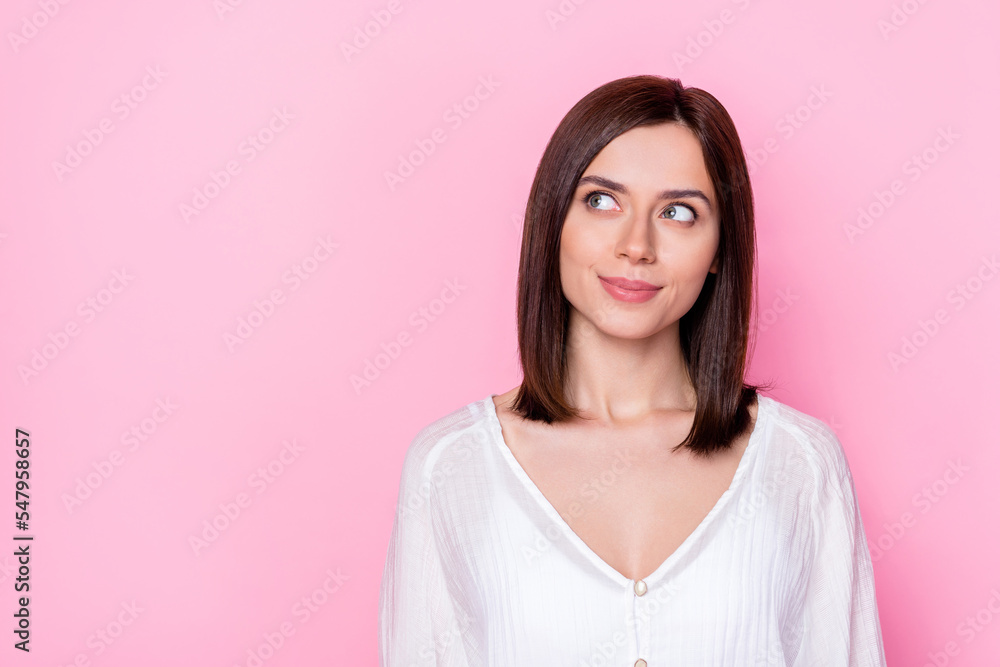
[577,174,713,210]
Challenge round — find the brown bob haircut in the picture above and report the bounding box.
[510,74,771,458]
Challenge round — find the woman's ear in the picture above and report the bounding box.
[709,252,719,274]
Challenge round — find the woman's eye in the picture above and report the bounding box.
[663,204,696,223]
[586,192,618,211]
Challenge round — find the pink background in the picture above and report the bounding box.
[2,0,998,664]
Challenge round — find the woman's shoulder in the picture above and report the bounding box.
[397,395,494,485]
[759,395,855,487]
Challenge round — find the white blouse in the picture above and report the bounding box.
[378,394,887,666]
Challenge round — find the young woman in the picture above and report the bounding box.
[379,75,887,666]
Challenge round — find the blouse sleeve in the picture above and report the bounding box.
[378,432,470,667]
[794,428,887,667]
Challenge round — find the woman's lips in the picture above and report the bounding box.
[598,276,661,303]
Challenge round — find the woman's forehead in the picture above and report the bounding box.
[579,124,716,203]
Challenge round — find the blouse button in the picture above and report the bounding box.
[633,579,647,596]
[634,659,647,667]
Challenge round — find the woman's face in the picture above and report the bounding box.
[559,122,720,341]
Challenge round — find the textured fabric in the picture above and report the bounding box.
[378,394,887,666]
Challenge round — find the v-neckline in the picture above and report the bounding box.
[484,393,769,588]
